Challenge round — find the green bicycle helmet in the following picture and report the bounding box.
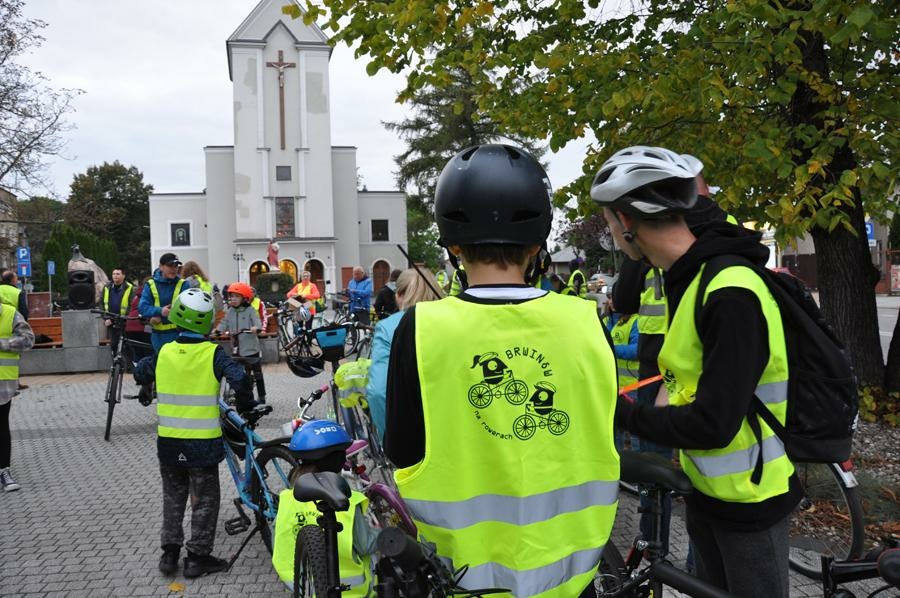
[169,287,215,334]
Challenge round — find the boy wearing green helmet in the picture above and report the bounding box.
[134,287,256,579]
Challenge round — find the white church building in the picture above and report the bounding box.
[148,0,407,295]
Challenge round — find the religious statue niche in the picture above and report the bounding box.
[171,223,191,247]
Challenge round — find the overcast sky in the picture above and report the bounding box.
[19,0,590,201]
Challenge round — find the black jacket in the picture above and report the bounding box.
[616,221,801,531]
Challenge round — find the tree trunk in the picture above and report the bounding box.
[811,221,885,387]
[885,309,900,393]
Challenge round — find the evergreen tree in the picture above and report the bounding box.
[40,224,118,295]
[384,67,546,269]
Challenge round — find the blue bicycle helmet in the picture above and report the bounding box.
[289,420,352,462]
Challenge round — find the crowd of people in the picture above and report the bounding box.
[0,142,802,597]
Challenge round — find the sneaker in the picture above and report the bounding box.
[0,468,20,492]
[183,553,229,578]
[158,546,180,575]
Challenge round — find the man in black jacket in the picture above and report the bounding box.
[592,146,800,597]
[373,268,401,320]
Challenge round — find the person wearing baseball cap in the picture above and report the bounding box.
[138,253,188,353]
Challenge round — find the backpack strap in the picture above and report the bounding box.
[694,254,781,485]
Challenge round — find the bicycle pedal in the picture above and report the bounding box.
[224,517,250,535]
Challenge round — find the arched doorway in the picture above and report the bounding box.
[279,259,298,282]
[303,259,326,296]
[248,261,269,286]
[372,259,390,291]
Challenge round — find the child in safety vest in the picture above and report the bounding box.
[133,287,255,579]
[216,282,267,402]
[272,420,376,596]
[384,144,620,597]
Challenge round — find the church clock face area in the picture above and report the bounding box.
[147,0,408,292]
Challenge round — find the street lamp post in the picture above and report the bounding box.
[232,250,244,281]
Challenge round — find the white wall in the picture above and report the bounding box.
[358,190,408,272]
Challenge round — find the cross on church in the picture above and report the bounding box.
[266,50,296,150]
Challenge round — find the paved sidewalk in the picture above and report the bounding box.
[1,364,882,596]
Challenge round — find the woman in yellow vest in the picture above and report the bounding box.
[592,146,799,597]
[385,145,620,597]
[272,420,375,596]
[134,288,256,579]
[287,271,322,330]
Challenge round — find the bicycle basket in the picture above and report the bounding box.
[315,324,347,362]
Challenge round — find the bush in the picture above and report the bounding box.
[254,272,294,306]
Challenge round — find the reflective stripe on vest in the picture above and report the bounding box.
[148,278,186,331]
[0,307,18,381]
[401,293,619,597]
[103,283,133,315]
[660,263,792,503]
[0,285,20,309]
[272,489,372,595]
[609,316,639,388]
[637,269,666,335]
[156,342,221,439]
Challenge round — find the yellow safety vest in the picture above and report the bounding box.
[194,276,212,294]
[272,489,372,596]
[147,278,186,331]
[156,341,221,440]
[291,281,319,314]
[562,269,587,298]
[637,268,667,335]
[609,316,639,389]
[659,263,793,503]
[399,292,619,597]
[103,282,133,315]
[0,285,20,309]
[436,270,449,292]
[449,265,466,297]
[0,306,19,381]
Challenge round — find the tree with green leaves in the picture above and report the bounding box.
[66,161,152,281]
[40,223,118,296]
[295,0,899,391]
[383,66,546,268]
[558,212,618,274]
[17,195,65,290]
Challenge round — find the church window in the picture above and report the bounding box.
[170,222,191,247]
[371,219,389,242]
[275,197,295,238]
[276,165,291,181]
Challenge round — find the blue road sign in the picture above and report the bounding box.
[16,246,30,262]
[47,260,56,276]
[18,262,31,278]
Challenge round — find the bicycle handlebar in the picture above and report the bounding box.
[90,309,141,321]
[219,399,272,429]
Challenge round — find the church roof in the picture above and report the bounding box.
[226,0,330,80]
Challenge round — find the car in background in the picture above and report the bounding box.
[586,273,606,293]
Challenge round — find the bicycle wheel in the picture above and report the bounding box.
[103,361,124,442]
[788,461,865,579]
[593,543,632,596]
[293,525,330,598]
[344,324,359,357]
[249,445,300,553]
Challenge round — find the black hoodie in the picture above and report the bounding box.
[616,221,801,531]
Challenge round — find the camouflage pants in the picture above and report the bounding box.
[159,465,220,556]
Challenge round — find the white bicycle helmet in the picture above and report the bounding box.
[169,287,215,334]
[294,305,311,323]
[590,146,702,218]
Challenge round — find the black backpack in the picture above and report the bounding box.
[695,255,858,475]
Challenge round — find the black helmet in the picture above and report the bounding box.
[287,355,324,378]
[434,144,553,247]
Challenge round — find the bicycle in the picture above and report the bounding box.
[595,451,736,597]
[286,382,413,534]
[822,539,900,597]
[291,470,503,597]
[219,398,299,562]
[617,376,867,580]
[91,309,153,441]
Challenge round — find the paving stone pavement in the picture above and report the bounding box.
[1,364,884,596]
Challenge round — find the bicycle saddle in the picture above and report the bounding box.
[293,471,351,511]
[620,451,694,495]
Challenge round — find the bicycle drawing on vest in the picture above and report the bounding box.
[467,353,569,440]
